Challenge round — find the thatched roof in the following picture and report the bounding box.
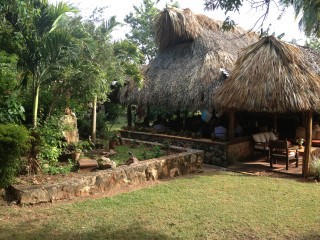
[121,7,258,110]
[214,36,320,113]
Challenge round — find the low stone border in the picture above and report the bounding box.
[120,130,252,165]
[9,140,203,205]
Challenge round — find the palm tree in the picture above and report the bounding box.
[5,0,77,128]
[282,0,320,37]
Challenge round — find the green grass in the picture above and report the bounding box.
[110,116,127,131]
[1,172,320,239]
[110,144,164,164]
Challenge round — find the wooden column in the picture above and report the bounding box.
[229,109,235,140]
[303,110,312,177]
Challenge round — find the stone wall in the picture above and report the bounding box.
[120,130,253,166]
[227,139,253,162]
[9,144,203,205]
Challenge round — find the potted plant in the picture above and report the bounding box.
[296,138,305,149]
[109,133,119,150]
[69,142,82,161]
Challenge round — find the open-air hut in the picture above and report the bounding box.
[121,7,259,112]
[214,36,320,176]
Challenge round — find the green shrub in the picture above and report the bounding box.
[0,124,30,188]
[36,116,66,174]
[310,157,320,180]
[152,145,162,158]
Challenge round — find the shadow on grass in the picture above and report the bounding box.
[0,223,174,240]
[299,231,320,240]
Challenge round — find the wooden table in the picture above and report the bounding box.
[296,146,317,154]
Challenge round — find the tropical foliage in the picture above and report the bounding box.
[0,0,143,182]
[124,0,160,62]
[204,0,320,37]
[0,124,30,188]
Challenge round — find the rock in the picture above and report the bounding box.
[98,157,117,170]
[32,179,40,185]
[9,200,17,206]
[99,156,110,162]
[125,157,139,165]
[169,167,180,178]
[102,150,117,156]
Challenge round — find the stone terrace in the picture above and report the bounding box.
[9,141,203,205]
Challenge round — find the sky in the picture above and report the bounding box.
[50,0,307,45]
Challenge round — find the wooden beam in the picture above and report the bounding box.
[229,109,235,140]
[303,110,312,177]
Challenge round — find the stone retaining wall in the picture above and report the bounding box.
[120,130,253,166]
[9,143,203,205]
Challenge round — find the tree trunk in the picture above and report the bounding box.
[91,96,97,143]
[127,105,132,128]
[32,83,40,128]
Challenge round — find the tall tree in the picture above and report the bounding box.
[307,36,320,50]
[204,0,320,37]
[283,0,320,37]
[124,0,159,63]
[80,13,125,142]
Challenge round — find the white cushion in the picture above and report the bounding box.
[252,134,261,143]
[288,151,296,157]
[269,132,277,141]
[259,134,266,143]
[254,145,269,150]
[263,132,271,142]
[253,132,277,143]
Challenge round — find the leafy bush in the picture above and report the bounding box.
[0,52,25,124]
[310,157,320,180]
[36,116,68,174]
[152,145,162,158]
[0,124,30,188]
[42,160,75,175]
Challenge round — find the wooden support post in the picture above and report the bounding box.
[303,110,312,177]
[229,109,235,140]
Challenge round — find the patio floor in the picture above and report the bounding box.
[227,154,305,178]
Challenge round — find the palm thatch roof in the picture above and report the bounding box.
[214,36,320,113]
[121,7,258,110]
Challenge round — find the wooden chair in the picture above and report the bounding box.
[269,140,298,170]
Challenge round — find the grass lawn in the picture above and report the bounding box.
[1,172,320,239]
[110,144,165,164]
[110,115,127,131]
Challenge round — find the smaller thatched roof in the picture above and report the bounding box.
[214,36,320,113]
[119,79,144,106]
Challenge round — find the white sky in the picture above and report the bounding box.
[52,0,306,45]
